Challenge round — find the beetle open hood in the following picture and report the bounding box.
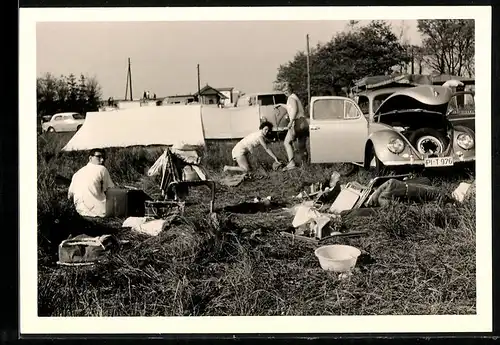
[374,85,453,116]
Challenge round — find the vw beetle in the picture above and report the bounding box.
[308,85,475,175]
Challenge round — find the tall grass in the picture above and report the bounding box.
[37,133,476,316]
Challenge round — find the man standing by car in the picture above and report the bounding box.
[275,83,309,170]
[68,149,115,218]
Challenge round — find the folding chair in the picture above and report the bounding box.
[160,148,215,214]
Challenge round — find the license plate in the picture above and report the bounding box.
[424,157,454,167]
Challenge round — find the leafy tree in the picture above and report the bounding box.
[36,73,58,117]
[273,50,311,107]
[274,20,411,106]
[36,73,103,118]
[54,75,69,113]
[406,44,427,74]
[84,76,102,112]
[417,19,474,77]
[66,73,78,109]
[77,74,88,113]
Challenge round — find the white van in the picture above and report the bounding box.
[235,92,290,136]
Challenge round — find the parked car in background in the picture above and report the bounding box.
[308,85,475,175]
[446,91,475,133]
[235,92,290,138]
[41,112,86,133]
[352,75,476,134]
[353,86,411,120]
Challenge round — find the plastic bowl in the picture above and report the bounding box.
[314,244,361,272]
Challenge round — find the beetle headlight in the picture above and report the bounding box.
[387,138,405,154]
[457,133,474,150]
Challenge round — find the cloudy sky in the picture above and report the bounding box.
[37,20,422,99]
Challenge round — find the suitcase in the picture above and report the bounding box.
[105,188,150,218]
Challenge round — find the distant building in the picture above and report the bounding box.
[102,99,157,110]
[194,84,229,106]
[108,84,240,108]
[162,94,196,105]
[215,87,234,105]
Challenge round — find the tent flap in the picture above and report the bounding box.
[62,105,206,151]
[61,104,262,151]
[201,105,260,139]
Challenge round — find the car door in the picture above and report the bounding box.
[68,113,81,131]
[51,115,63,131]
[60,114,74,131]
[355,95,370,120]
[309,96,368,164]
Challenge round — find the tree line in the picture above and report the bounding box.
[37,73,102,118]
[274,19,475,106]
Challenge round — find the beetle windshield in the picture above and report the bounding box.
[372,93,393,114]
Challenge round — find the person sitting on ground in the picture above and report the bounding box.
[223,121,281,174]
[274,83,309,170]
[68,149,115,218]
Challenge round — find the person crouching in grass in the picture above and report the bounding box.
[223,121,281,174]
[67,148,115,218]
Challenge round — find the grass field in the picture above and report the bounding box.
[37,132,476,316]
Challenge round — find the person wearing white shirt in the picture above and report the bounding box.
[223,121,281,174]
[275,83,309,170]
[67,149,115,217]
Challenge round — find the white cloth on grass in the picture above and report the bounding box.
[68,163,115,217]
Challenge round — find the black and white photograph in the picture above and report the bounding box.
[19,6,492,335]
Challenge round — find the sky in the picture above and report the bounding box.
[37,20,422,99]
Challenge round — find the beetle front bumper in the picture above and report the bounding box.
[380,155,475,166]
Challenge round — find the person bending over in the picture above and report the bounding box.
[223,121,281,174]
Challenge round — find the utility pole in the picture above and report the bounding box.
[128,58,133,101]
[124,60,128,101]
[124,57,133,101]
[197,64,201,101]
[306,34,311,106]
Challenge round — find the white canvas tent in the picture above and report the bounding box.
[62,105,206,151]
[201,105,260,139]
[61,104,261,151]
